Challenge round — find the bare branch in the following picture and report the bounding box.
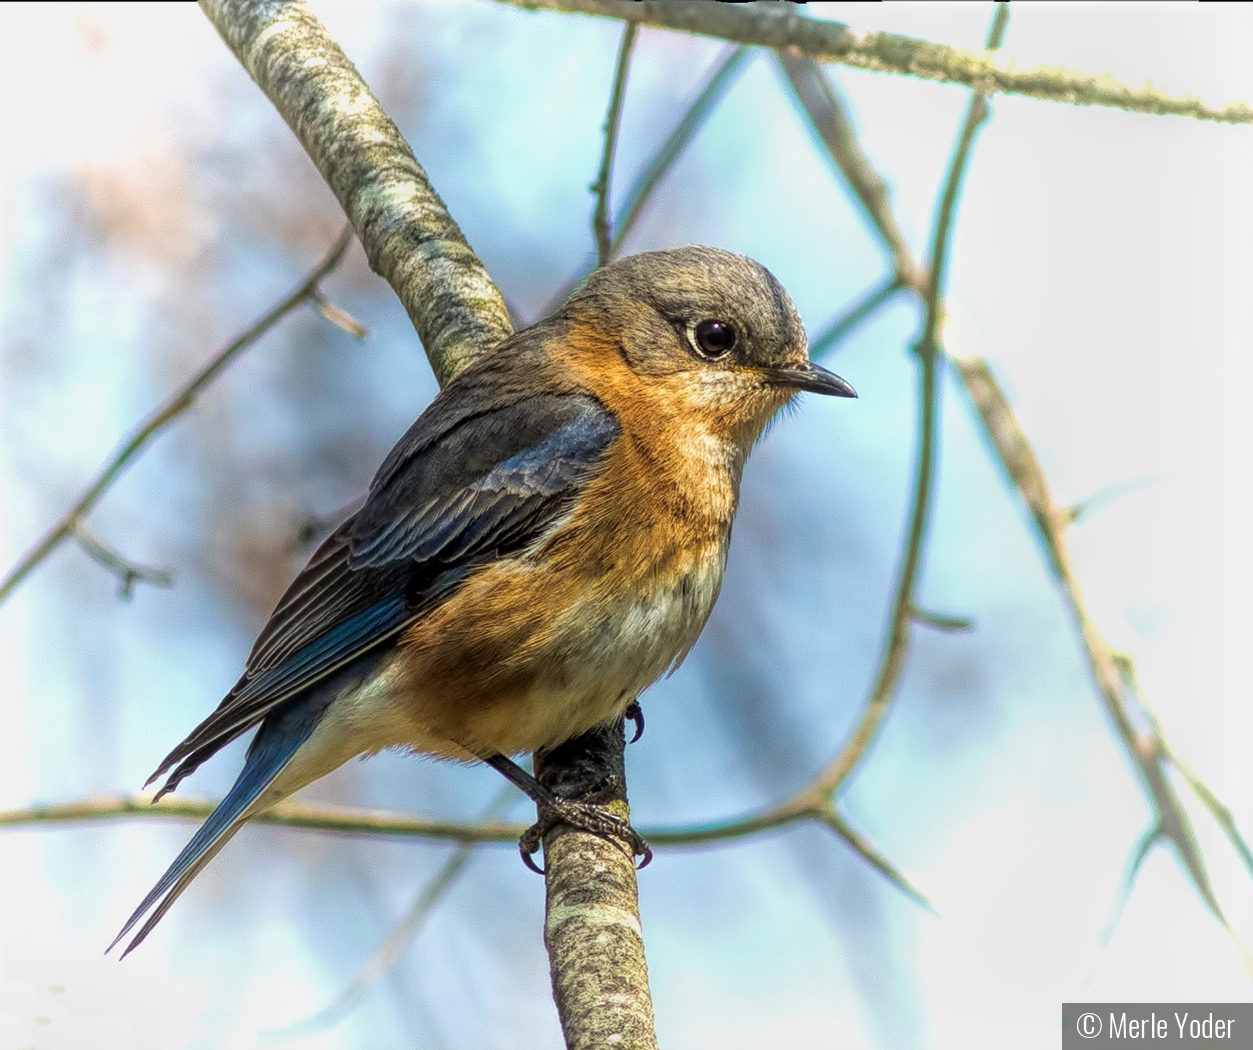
[811,2,1009,802]
[808,276,903,360]
[591,22,638,265]
[953,352,1251,963]
[501,0,1253,125]
[0,228,355,606]
[73,525,173,600]
[777,55,922,290]
[199,0,513,383]
[261,784,518,1042]
[545,44,753,314]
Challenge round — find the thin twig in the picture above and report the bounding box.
[814,806,934,912]
[808,276,904,360]
[591,22,638,265]
[1066,474,1162,524]
[908,604,974,632]
[810,2,1010,803]
[261,784,518,1042]
[0,794,523,843]
[0,228,356,606]
[610,43,751,257]
[312,290,369,338]
[0,786,915,872]
[544,44,753,313]
[777,54,922,291]
[500,0,1253,126]
[73,524,174,600]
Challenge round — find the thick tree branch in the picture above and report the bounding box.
[199,0,513,383]
[536,721,657,1050]
[502,0,1253,126]
[197,2,655,1039]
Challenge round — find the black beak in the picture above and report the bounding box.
[765,361,857,398]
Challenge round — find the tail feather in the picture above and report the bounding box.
[110,693,330,956]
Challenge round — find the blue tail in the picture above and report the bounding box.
[110,692,331,957]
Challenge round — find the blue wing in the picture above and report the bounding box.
[146,386,618,797]
[114,382,618,954]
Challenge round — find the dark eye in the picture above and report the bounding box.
[693,319,737,359]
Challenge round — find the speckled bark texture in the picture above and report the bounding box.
[537,721,657,1050]
[197,4,655,1044]
[198,0,513,383]
[503,0,1253,126]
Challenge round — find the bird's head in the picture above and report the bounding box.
[563,245,855,449]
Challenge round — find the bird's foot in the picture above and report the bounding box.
[518,774,652,874]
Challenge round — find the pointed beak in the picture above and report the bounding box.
[764,360,857,398]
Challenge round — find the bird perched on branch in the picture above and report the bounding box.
[112,244,855,955]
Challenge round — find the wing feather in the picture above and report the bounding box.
[148,384,618,794]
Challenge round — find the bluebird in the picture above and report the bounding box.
[111,244,855,955]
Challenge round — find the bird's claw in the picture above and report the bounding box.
[623,700,644,743]
[518,783,652,874]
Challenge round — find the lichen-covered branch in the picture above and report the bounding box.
[501,0,1253,126]
[199,0,513,383]
[197,3,656,1039]
[536,722,657,1050]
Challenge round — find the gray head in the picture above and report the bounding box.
[563,245,854,439]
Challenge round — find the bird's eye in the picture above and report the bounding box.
[692,319,737,359]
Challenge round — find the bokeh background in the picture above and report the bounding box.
[1,3,1251,1048]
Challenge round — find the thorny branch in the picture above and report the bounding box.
[502,0,1253,126]
[0,227,359,606]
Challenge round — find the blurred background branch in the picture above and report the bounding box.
[0,227,358,605]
